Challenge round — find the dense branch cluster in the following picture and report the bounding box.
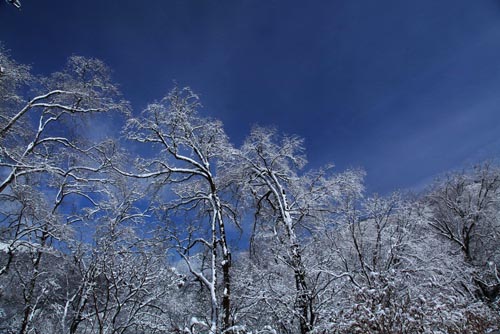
[1,48,499,334]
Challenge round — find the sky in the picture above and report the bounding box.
[1,0,500,194]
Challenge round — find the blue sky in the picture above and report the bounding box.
[1,0,500,194]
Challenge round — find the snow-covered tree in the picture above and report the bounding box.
[425,163,500,306]
[234,126,364,334]
[122,87,237,334]
[321,191,499,333]
[2,43,500,334]
[0,48,129,334]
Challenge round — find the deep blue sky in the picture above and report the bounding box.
[1,0,500,194]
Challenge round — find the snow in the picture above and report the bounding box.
[0,241,55,254]
[189,316,208,327]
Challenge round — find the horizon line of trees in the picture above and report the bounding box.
[1,47,499,334]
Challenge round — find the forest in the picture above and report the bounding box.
[1,48,500,334]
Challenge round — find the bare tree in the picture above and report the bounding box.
[319,188,500,333]
[122,87,237,334]
[0,54,128,194]
[0,50,129,334]
[235,126,363,334]
[426,163,500,304]
[81,182,170,334]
